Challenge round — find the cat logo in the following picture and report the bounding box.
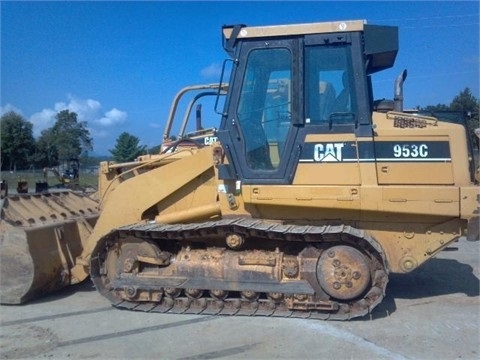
[314,143,345,162]
[204,136,218,145]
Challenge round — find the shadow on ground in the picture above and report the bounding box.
[368,257,479,320]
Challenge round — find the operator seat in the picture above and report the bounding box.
[332,72,350,112]
[318,81,336,120]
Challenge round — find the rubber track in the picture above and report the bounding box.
[92,218,388,321]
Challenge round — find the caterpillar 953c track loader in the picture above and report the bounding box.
[2,20,478,320]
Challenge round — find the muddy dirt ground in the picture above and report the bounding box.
[0,237,478,359]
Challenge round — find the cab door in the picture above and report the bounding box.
[217,39,301,185]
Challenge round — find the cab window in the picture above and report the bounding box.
[305,45,356,125]
[237,48,292,170]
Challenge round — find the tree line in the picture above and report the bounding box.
[1,110,94,171]
[1,87,478,171]
[417,88,479,149]
[0,109,147,171]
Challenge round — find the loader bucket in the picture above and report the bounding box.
[0,191,99,304]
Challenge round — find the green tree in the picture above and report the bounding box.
[34,128,59,168]
[419,88,479,149]
[420,103,450,112]
[51,110,93,160]
[0,111,36,171]
[450,88,478,112]
[450,88,479,149]
[109,132,147,162]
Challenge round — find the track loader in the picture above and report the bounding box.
[1,20,478,320]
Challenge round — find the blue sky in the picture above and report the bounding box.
[1,1,479,155]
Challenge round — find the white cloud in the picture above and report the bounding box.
[25,95,128,137]
[96,108,127,127]
[54,95,102,122]
[0,104,23,116]
[2,95,128,154]
[29,108,57,136]
[200,63,222,78]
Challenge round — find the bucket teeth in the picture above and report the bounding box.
[0,191,99,304]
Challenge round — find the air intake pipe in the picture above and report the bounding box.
[196,104,203,131]
[394,69,407,112]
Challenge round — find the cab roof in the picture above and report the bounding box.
[222,19,398,74]
[223,20,366,40]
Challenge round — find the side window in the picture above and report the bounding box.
[305,46,355,124]
[237,48,292,170]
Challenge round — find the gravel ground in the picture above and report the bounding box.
[0,237,478,360]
